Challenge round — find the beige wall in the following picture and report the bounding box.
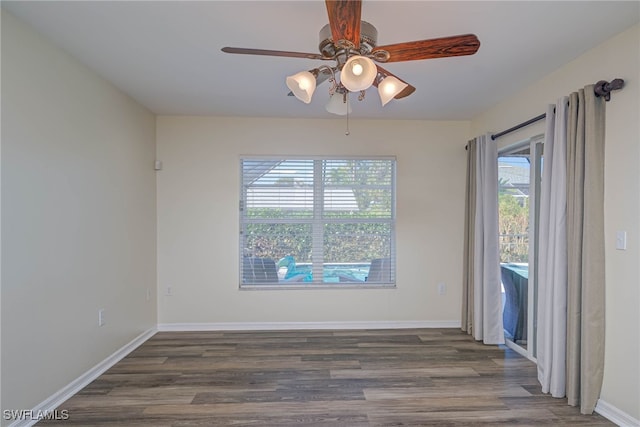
[471,24,640,421]
[156,117,469,325]
[1,10,157,418]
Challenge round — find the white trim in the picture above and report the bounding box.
[157,320,460,332]
[503,338,536,362]
[8,328,157,427]
[595,399,640,427]
[240,283,397,290]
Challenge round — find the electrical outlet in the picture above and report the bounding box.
[166,286,172,296]
[146,288,151,302]
[98,309,106,327]
[437,282,446,295]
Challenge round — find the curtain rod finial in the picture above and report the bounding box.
[594,78,624,101]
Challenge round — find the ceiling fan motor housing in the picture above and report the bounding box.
[319,20,378,59]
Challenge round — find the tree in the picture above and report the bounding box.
[499,193,529,262]
[327,160,392,213]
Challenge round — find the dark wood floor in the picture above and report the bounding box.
[39,328,614,426]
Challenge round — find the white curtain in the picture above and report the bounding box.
[537,87,606,413]
[462,134,504,345]
[537,100,568,397]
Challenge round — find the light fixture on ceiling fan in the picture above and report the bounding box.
[285,51,408,114]
[222,0,480,115]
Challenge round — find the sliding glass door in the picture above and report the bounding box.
[498,136,543,359]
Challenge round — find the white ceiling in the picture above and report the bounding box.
[3,1,639,120]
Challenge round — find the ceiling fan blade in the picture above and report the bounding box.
[372,65,416,99]
[372,34,480,63]
[287,68,334,96]
[325,0,362,49]
[222,47,327,60]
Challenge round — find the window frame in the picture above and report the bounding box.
[239,155,397,289]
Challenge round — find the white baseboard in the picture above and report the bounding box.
[8,328,157,427]
[596,399,640,427]
[157,320,461,331]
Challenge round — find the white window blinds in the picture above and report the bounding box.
[240,157,396,287]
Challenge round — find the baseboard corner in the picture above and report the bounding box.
[8,327,157,427]
[596,399,640,427]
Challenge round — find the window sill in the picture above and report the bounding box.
[240,283,397,291]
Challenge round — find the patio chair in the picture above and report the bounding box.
[500,265,528,342]
[242,257,279,283]
[367,258,391,282]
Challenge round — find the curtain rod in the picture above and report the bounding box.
[489,78,624,141]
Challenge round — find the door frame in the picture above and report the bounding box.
[498,134,543,362]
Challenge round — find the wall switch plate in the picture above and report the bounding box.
[616,231,627,250]
[166,286,172,296]
[146,288,151,302]
[98,309,105,327]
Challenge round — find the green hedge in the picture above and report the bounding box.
[244,212,390,263]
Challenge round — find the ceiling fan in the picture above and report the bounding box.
[222,0,480,115]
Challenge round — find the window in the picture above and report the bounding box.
[240,157,396,287]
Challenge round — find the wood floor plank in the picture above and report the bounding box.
[37,328,614,426]
[330,367,479,379]
[363,384,533,400]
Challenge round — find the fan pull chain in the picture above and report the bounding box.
[345,92,350,136]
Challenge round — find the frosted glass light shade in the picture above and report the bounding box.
[325,92,352,115]
[341,56,377,92]
[378,75,408,106]
[286,71,316,103]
